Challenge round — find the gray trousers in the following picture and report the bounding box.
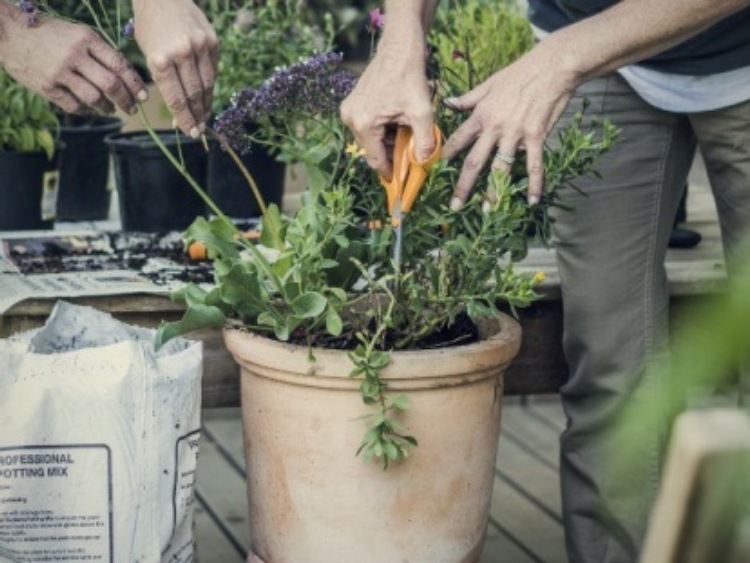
[550,73,750,563]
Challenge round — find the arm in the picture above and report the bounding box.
[132,0,219,138]
[0,3,145,115]
[340,0,440,179]
[443,0,750,208]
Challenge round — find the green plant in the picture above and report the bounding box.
[431,0,534,91]
[0,70,58,158]
[39,0,133,48]
[157,38,619,467]
[200,0,334,113]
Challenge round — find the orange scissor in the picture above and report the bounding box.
[378,124,443,284]
[380,124,443,228]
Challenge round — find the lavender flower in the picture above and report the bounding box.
[215,52,357,153]
[122,18,135,40]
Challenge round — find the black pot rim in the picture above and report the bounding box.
[105,129,203,151]
[0,144,65,160]
[58,114,123,133]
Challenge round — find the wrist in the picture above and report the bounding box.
[532,38,584,90]
[0,3,23,66]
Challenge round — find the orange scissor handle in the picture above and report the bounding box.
[380,124,443,216]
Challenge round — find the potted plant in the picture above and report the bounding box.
[38,1,134,222]
[200,0,333,219]
[155,12,619,553]
[0,69,61,231]
[105,129,208,232]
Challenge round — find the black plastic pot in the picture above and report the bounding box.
[207,136,285,219]
[0,149,63,231]
[56,115,123,221]
[106,130,207,232]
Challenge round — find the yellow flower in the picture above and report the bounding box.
[345,142,366,157]
[532,271,546,284]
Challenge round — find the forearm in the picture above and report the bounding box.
[540,0,750,85]
[379,0,440,56]
[0,3,24,66]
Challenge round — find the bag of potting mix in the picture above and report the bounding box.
[0,301,202,562]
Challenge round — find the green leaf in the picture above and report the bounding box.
[36,129,55,160]
[185,216,240,259]
[260,204,286,251]
[325,306,343,336]
[154,305,226,350]
[290,292,327,319]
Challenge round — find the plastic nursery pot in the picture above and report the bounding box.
[224,313,522,563]
[56,115,123,222]
[207,131,285,219]
[0,148,62,231]
[105,130,207,232]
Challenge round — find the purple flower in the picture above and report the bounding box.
[18,0,35,13]
[122,18,134,40]
[367,8,385,31]
[215,52,357,153]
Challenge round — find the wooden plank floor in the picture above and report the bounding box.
[196,395,568,563]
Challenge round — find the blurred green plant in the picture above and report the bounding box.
[431,0,534,93]
[0,70,59,158]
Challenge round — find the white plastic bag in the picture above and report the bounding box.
[0,301,202,563]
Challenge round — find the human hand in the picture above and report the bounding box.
[340,45,435,180]
[133,0,219,137]
[0,11,146,115]
[442,47,576,209]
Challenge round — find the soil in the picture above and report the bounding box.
[6,231,215,286]
[289,310,480,351]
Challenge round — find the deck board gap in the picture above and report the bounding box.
[202,424,247,479]
[500,428,559,471]
[494,469,564,525]
[487,517,548,563]
[195,487,249,559]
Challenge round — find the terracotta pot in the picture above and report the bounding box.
[224,314,522,563]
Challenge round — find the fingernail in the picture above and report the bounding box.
[137,90,148,102]
[444,97,459,109]
[172,118,178,129]
[449,197,463,212]
[529,194,540,206]
[482,200,492,214]
[189,127,200,139]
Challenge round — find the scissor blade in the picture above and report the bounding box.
[392,199,403,292]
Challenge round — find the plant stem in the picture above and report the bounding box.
[137,107,237,231]
[206,128,268,215]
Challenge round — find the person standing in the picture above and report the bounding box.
[341,1,750,561]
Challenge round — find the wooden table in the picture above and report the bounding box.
[0,244,726,408]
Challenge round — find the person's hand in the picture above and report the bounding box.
[442,46,576,209]
[340,45,435,180]
[0,11,146,115]
[133,0,219,138]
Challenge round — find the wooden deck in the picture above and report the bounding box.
[196,395,568,563]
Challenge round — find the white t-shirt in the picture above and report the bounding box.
[532,25,750,113]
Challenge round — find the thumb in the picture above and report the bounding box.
[444,82,489,112]
[411,114,436,162]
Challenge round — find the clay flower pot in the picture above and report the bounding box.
[224,313,521,563]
